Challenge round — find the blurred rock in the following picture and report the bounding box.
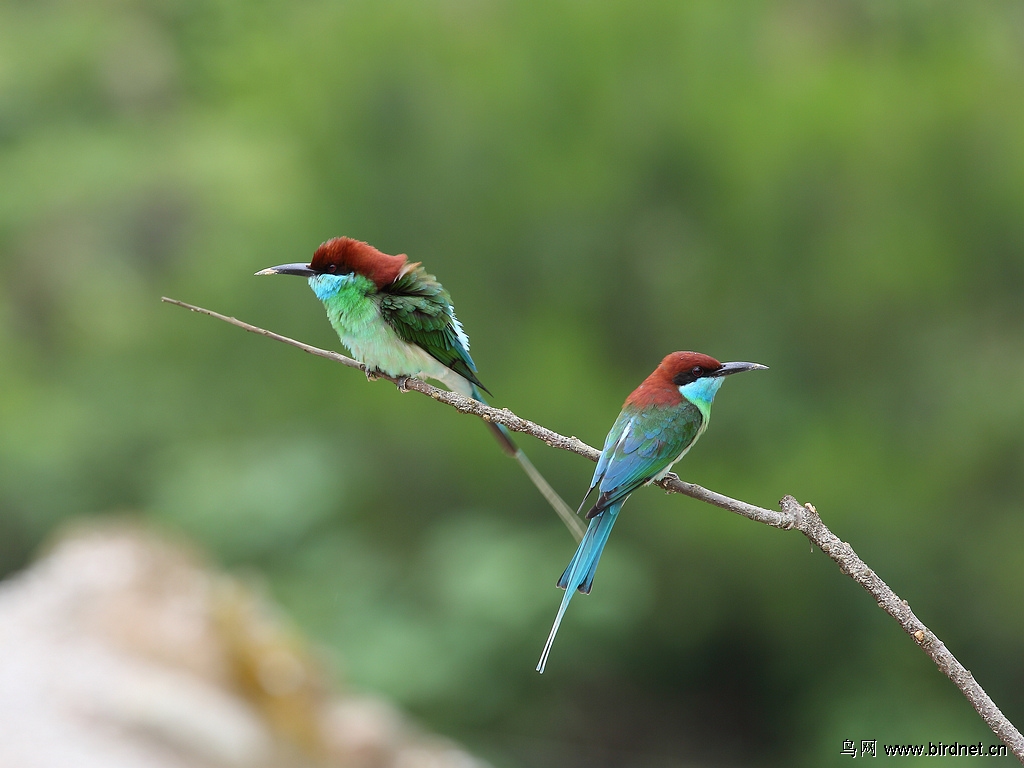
[0,520,488,768]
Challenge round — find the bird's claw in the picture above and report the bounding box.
[364,366,384,382]
[396,376,411,392]
[659,472,681,493]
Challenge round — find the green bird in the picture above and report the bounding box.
[257,237,580,536]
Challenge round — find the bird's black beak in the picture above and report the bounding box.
[255,263,317,277]
[712,361,769,377]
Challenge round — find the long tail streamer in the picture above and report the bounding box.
[474,388,584,542]
[536,504,620,673]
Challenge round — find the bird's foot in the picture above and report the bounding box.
[364,366,385,382]
[396,376,411,393]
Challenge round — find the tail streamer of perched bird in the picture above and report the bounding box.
[257,237,582,540]
[536,351,767,673]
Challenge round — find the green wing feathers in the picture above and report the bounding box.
[379,265,487,392]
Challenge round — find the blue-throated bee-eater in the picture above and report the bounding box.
[536,351,767,673]
[257,237,576,532]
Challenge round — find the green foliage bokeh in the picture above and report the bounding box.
[1,1,1023,765]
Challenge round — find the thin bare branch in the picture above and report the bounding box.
[160,298,585,540]
[779,496,1024,760]
[161,297,366,370]
[162,296,1024,763]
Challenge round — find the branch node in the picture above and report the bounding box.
[777,495,804,529]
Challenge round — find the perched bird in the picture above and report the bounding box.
[536,351,767,673]
[257,237,580,535]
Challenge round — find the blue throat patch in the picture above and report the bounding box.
[678,376,724,413]
[308,273,350,302]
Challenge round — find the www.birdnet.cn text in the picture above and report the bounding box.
[841,739,1008,758]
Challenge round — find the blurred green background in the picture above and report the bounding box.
[2,0,1023,765]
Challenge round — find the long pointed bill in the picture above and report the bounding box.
[255,263,316,277]
[712,361,769,377]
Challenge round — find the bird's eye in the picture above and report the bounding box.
[691,366,703,376]
[326,264,337,273]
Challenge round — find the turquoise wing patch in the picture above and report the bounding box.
[595,403,703,506]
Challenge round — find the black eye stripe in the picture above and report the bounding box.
[671,363,725,387]
[673,369,701,387]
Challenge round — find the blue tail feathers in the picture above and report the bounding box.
[536,503,621,673]
[556,505,620,595]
